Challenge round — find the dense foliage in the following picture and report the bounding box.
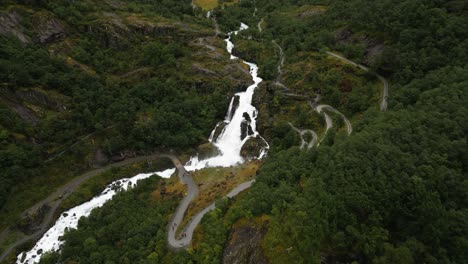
[213,0,468,263]
[40,177,179,264]
[0,0,228,216]
[242,66,467,262]
[1,0,467,263]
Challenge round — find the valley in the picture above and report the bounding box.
[0,0,467,263]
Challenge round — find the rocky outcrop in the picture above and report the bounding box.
[0,97,39,125]
[192,63,219,77]
[35,16,66,44]
[210,121,228,142]
[223,226,269,264]
[0,88,67,112]
[0,10,31,43]
[251,82,275,137]
[240,136,268,160]
[335,27,353,44]
[0,9,67,44]
[197,142,220,159]
[84,21,129,49]
[17,204,50,235]
[240,112,254,140]
[335,27,385,66]
[90,148,109,168]
[298,9,325,18]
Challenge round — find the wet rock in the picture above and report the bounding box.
[197,142,221,159]
[240,113,254,141]
[223,226,268,264]
[223,63,253,92]
[251,82,274,137]
[240,136,268,160]
[211,121,227,142]
[228,95,240,120]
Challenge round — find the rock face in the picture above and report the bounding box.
[240,112,254,140]
[0,10,66,44]
[197,142,221,159]
[251,82,275,138]
[335,27,385,66]
[18,204,50,234]
[90,148,109,168]
[0,88,67,112]
[0,10,31,43]
[36,16,66,43]
[223,226,269,264]
[240,136,268,160]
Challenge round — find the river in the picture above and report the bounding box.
[17,22,267,264]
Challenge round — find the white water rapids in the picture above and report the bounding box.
[18,22,268,264]
[184,22,269,170]
[16,169,176,264]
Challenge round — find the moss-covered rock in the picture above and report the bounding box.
[240,136,268,160]
[223,226,268,264]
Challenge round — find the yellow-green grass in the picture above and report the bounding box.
[193,0,240,10]
[177,161,260,233]
[193,0,219,10]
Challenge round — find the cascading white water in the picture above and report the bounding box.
[17,168,175,264]
[17,22,269,264]
[225,97,235,121]
[185,23,269,170]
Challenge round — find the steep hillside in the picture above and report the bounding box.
[1,0,467,264]
[0,0,252,230]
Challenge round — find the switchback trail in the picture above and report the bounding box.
[288,122,318,150]
[0,154,174,262]
[326,51,389,111]
[257,18,263,32]
[316,104,353,135]
[167,160,255,249]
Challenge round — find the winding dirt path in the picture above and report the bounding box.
[168,174,255,249]
[316,104,353,135]
[0,154,174,262]
[257,18,263,32]
[326,51,389,111]
[1,152,257,260]
[288,123,318,149]
[272,40,291,93]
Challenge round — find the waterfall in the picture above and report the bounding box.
[17,22,269,264]
[17,168,175,264]
[185,23,269,170]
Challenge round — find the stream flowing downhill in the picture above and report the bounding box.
[16,169,175,264]
[184,22,269,170]
[17,23,268,264]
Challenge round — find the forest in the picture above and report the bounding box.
[0,0,467,263]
